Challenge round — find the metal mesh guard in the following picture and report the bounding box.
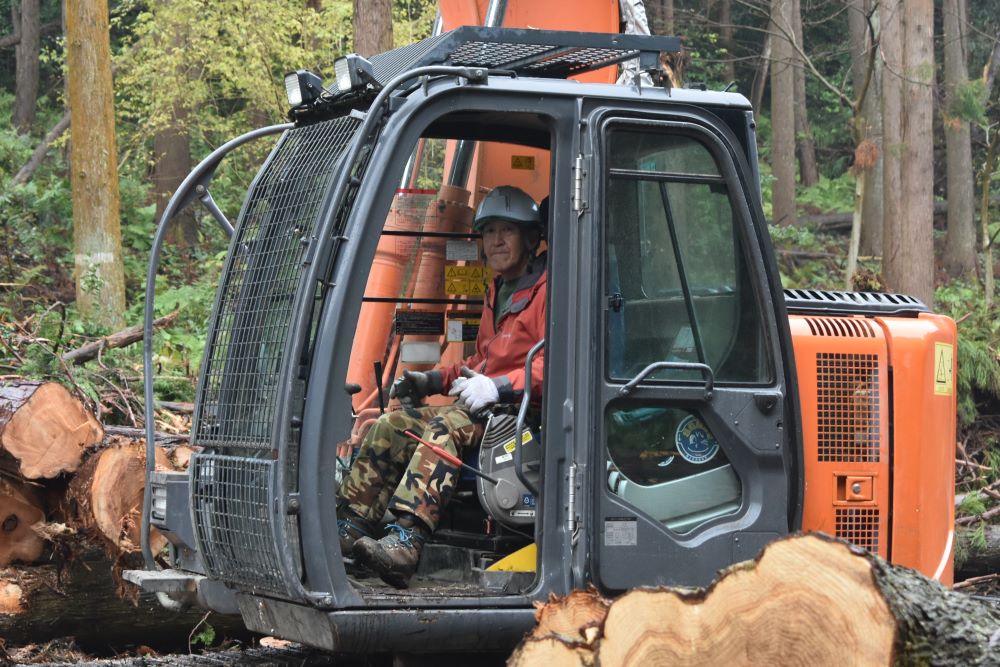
[815,352,881,463]
[193,453,287,592]
[194,116,361,449]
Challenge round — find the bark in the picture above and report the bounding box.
[153,117,196,248]
[0,478,45,567]
[719,0,735,82]
[12,0,40,132]
[751,33,771,113]
[956,524,1000,579]
[510,534,1000,666]
[353,0,393,58]
[61,310,178,365]
[791,0,818,186]
[942,0,977,278]
[10,111,70,187]
[66,438,169,557]
[0,551,247,651]
[0,381,102,479]
[769,0,797,226]
[880,0,904,297]
[66,0,127,330]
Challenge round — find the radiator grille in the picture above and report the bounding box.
[192,453,290,593]
[835,507,880,553]
[804,317,875,338]
[194,116,360,450]
[815,352,881,462]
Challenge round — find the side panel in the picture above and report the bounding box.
[792,315,891,559]
[880,313,957,583]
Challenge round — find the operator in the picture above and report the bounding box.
[337,185,547,588]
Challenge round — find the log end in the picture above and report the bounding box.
[0,480,46,568]
[0,580,24,614]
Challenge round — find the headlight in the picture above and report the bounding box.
[333,54,376,93]
[284,70,324,107]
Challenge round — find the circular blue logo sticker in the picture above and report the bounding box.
[675,415,719,464]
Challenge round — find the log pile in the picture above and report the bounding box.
[0,378,225,651]
[510,534,1000,666]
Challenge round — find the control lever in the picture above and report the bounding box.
[515,339,545,497]
[403,430,499,486]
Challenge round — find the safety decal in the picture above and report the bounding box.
[510,155,536,170]
[934,342,954,396]
[675,414,719,464]
[604,517,637,546]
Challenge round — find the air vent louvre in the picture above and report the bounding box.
[816,352,881,462]
[836,507,880,553]
[804,317,875,338]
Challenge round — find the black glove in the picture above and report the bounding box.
[390,370,432,407]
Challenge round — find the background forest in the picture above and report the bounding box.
[0,0,999,533]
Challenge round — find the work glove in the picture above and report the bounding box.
[390,370,432,408]
[449,367,500,415]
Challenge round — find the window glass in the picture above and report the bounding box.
[605,405,741,533]
[604,127,767,384]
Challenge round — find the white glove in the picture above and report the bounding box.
[449,367,499,414]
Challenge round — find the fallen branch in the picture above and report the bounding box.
[11,111,70,187]
[61,311,178,365]
[101,425,189,443]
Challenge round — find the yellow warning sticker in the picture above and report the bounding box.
[501,431,534,454]
[444,265,489,280]
[444,278,486,296]
[934,342,954,396]
[511,155,536,170]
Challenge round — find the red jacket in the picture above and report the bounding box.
[437,258,546,405]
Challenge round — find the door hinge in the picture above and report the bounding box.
[567,463,577,537]
[572,154,588,214]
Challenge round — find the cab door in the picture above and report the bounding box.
[588,111,799,590]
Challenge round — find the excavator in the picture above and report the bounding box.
[126,0,958,654]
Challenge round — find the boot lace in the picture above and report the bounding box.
[384,522,423,548]
[337,516,371,538]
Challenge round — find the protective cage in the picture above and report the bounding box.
[190,115,361,592]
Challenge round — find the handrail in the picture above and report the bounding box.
[514,339,544,497]
[618,361,715,400]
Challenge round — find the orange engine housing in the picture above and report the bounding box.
[791,312,957,583]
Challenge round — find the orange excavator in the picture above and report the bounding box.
[129,0,956,653]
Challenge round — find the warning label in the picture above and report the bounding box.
[511,155,536,170]
[446,239,480,262]
[444,265,489,296]
[394,310,444,335]
[934,341,954,396]
[447,317,481,342]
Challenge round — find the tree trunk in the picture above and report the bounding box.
[0,478,45,568]
[66,439,170,557]
[770,0,797,226]
[751,33,771,113]
[719,0,735,82]
[353,0,393,58]
[12,0,40,133]
[154,111,196,249]
[0,551,247,652]
[65,0,127,330]
[942,0,977,279]
[880,0,904,296]
[510,534,1000,666]
[791,0,818,187]
[0,381,103,480]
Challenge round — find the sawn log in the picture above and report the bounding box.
[509,533,1000,666]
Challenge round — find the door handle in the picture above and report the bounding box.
[618,361,715,400]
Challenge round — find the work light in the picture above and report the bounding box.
[333,54,376,93]
[284,70,324,107]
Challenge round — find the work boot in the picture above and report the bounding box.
[352,514,429,589]
[337,508,376,557]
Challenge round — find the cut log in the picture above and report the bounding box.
[66,437,169,556]
[0,380,103,479]
[0,550,248,652]
[0,478,45,567]
[509,533,1000,666]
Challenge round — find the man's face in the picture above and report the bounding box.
[482,220,530,280]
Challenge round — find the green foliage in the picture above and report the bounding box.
[190,622,216,650]
[796,174,855,215]
[935,282,1000,427]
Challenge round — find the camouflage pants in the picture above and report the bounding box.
[337,405,483,531]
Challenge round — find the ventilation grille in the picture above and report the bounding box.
[804,317,875,338]
[192,454,291,593]
[815,353,881,462]
[194,116,360,450]
[836,507,880,553]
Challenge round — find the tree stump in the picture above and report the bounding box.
[0,381,103,479]
[0,479,45,567]
[509,534,1000,666]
